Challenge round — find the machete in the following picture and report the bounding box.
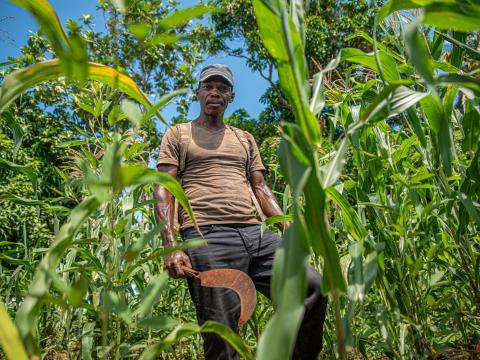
[182,266,257,326]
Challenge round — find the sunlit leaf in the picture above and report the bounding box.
[0,302,28,360]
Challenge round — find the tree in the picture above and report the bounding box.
[212,0,380,124]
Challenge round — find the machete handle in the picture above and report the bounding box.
[181,265,200,278]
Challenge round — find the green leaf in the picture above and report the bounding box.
[124,225,163,262]
[2,111,24,160]
[252,0,320,144]
[326,187,367,241]
[0,158,37,190]
[141,321,253,360]
[256,221,309,360]
[405,21,434,85]
[158,4,214,30]
[132,273,169,318]
[138,316,178,330]
[340,48,399,82]
[310,53,341,116]
[8,0,69,54]
[321,138,348,188]
[462,98,480,153]
[437,74,480,96]
[81,322,95,360]
[15,196,100,355]
[0,302,28,360]
[0,60,158,121]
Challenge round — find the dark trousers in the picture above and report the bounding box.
[181,224,328,360]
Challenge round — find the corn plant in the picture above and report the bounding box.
[252,0,479,358]
[0,1,252,359]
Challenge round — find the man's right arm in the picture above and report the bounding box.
[153,164,191,278]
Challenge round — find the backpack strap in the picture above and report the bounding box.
[227,125,252,178]
[171,122,192,231]
[174,122,192,179]
[227,125,266,221]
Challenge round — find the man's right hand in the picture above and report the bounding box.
[164,250,193,278]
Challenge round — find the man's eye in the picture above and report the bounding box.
[219,87,230,93]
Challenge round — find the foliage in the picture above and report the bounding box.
[1,0,480,359]
[213,0,380,124]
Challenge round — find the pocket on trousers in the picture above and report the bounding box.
[182,224,215,240]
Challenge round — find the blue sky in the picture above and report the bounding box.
[0,0,271,125]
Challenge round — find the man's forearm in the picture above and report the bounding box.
[252,181,288,232]
[153,184,177,247]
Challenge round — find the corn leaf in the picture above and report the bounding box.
[252,0,320,144]
[0,302,28,360]
[140,321,253,360]
[15,196,101,355]
[0,60,155,118]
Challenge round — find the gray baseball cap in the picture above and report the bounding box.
[199,64,234,87]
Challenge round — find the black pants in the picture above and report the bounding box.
[181,224,328,360]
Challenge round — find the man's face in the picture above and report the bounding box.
[196,76,235,117]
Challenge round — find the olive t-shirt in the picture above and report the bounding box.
[157,121,266,230]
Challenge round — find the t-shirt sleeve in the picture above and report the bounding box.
[157,127,180,168]
[246,132,266,173]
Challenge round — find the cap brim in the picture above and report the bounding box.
[200,71,233,87]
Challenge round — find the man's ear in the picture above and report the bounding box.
[229,91,235,103]
[193,89,199,102]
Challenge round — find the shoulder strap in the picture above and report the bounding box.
[174,122,192,178]
[171,122,192,232]
[227,125,266,221]
[227,125,252,179]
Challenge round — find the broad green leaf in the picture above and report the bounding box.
[15,196,100,355]
[142,88,187,124]
[0,158,37,190]
[290,0,306,47]
[458,192,480,227]
[0,60,156,120]
[378,0,480,32]
[310,53,341,116]
[405,20,434,85]
[423,3,480,31]
[346,31,403,61]
[8,0,69,54]
[0,194,44,206]
[81,322,95,360]
[256,221,309,360]
[141,321,253,360]
[121,99,142,128]
[359,85,428,125]
[437,74,480,96]
[341,48,399,82]
[264,214,293,226]
[124,225,163,262]
[252,0,320,144]
[321,138,348,188]
[462,99,480,153]
[132,273,169,318]
[326,187,367,241]
[2,111,24,160]
[158,4,214,30]
[9,0,88,82]
[0,302,28,360]
[138,316,178,330]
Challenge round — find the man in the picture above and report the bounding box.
[153,64,327,360]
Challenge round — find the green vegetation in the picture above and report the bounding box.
[1,0,479,359]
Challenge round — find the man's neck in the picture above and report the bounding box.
[196,114,225,130]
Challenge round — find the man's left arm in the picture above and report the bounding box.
[250,170,288,233]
